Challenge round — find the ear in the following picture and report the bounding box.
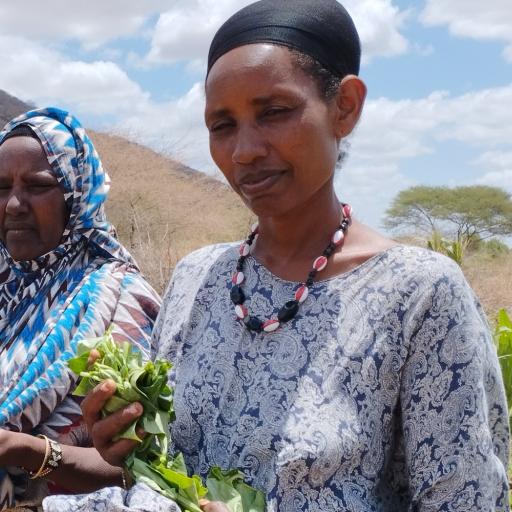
[332,75,367,138]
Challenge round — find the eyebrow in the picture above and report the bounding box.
[206,93,297,121]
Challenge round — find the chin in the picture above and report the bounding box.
[242,194,293,219]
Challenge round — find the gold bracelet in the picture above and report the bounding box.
[29,435,50,479]
[29,435,62,480]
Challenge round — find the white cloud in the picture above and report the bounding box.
[0,36,150,117]
[348,0,409,61]
[146,0,410,67]
[0,1,168,49]
[473,151,512,192]
[420,0,512,62]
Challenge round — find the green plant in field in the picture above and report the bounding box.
[495,309,512,430]
[427,231,467,266]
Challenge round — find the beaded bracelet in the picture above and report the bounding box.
[29,434,63,480]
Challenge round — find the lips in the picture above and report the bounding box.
[5,223,33,231]
[3,223,34,240]
[237,169,286,196]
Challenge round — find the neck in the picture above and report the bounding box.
[254,182,343,265]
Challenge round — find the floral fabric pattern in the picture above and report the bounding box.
[153,243,509,511]
[42,483,180,512]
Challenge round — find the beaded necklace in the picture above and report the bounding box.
[230,203,352,333]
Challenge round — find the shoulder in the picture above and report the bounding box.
[159,241,239,315]
[175,242,239,270]
[375,245,483,335]
[169,242,239,289]
[379,244,469,291]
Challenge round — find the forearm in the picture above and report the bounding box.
[7,432,124,492]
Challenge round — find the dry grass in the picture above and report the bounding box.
[463,251,512,319]
[90,131,253,293]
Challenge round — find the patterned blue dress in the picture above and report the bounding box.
[153,243,509,511]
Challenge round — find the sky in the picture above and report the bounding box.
[0,0,511,231]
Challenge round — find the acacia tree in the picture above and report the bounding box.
[384,185,512,242]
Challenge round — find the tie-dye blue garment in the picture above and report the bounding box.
[151,243,509,511]
[0,108,161,510]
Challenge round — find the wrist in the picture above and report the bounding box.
[10,432,46,471]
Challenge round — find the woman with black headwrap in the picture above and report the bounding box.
[81,1,509,511]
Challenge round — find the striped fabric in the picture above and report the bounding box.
[0,108,161,510]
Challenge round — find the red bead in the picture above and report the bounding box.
[239,243,250,257]
[262,319,280,332]
[295,285,309,303]
[313,256,328,272]
[342,204,353,219]
[232,272,245,285]
[235,304,248,319]
[332,229,345,246]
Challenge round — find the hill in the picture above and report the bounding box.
[0,90,32,126]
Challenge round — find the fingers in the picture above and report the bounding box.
[96,403,143,441]
[81,380,117,433]
[91,402,143,467]
[87,348,100,367]
[81,380,144,466]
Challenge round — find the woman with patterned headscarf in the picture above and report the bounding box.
[0,107,161,510]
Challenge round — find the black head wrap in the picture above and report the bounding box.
[207,0,361,78]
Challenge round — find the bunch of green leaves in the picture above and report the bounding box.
[68,331,265,512]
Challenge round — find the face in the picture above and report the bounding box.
[205,44,364,218]
[0,136,68,261]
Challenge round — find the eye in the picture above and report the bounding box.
[264,107,288,116]
[209,120,235,134]
[27,182,59,193]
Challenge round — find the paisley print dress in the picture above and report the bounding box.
[153,243,509,511]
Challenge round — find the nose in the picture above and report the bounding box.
[5,189,29,215]
[232,124,268,165]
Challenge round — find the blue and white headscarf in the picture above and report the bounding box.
[0,108,160,509]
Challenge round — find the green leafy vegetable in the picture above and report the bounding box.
[68,331,265,512]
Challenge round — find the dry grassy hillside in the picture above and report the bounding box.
[90,131,253,293]
[0,90,33,126]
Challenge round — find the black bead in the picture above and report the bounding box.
[244,316,263,332]
[308,270,317,279]
[278,300,299,323]
[306,278,314,287]
[323,243,336,257]
[230,285,245,305]
[237,261,244,271]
